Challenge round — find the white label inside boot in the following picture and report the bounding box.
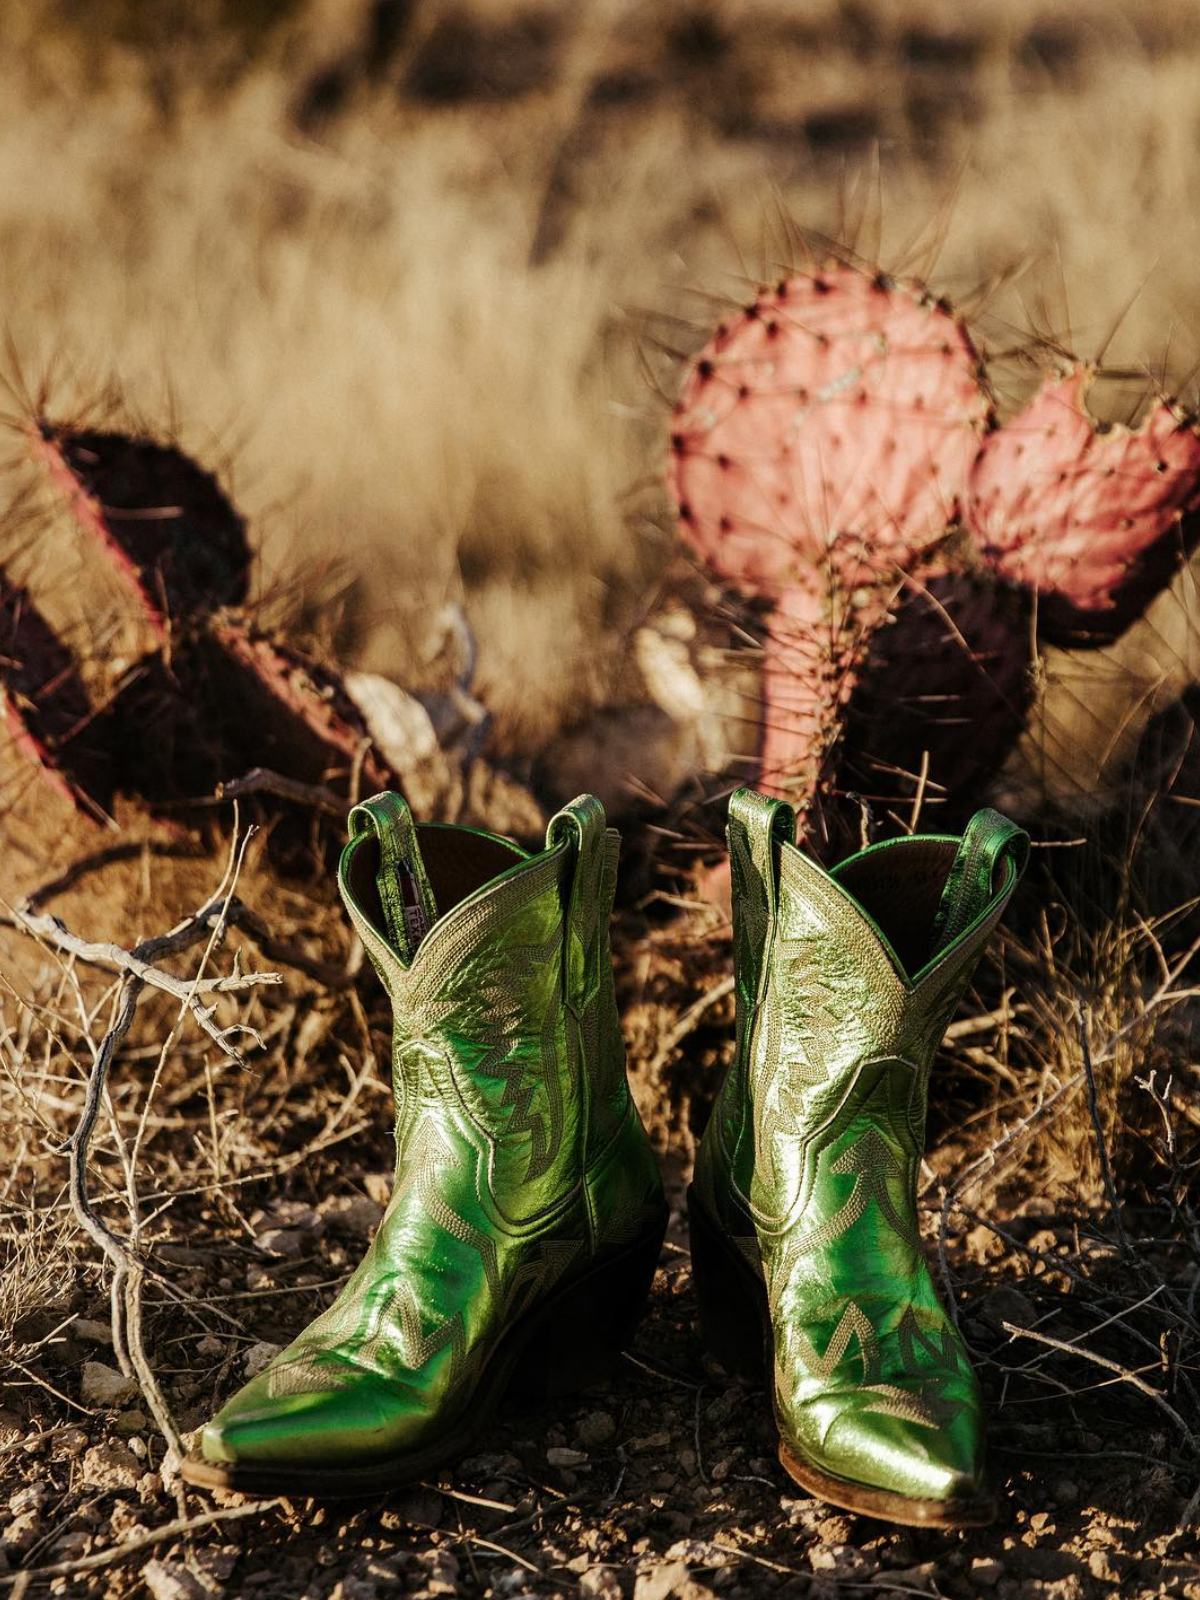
[398,861,433,952]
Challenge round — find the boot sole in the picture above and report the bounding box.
[687,1186,997,1530]
[180,1206,668,1499]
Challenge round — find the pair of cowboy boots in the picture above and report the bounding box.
[181,786,1026,1528]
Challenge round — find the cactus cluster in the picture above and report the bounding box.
[669,260,1200,838]
[1,424,396,826]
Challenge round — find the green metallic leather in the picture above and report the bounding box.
[691,789,1028,1526]
[186,792,666,1492]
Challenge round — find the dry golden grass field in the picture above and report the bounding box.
[2,2,1200,1597]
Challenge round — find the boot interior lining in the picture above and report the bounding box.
[417,826,529,914]
[346,827,528,939]
[832,839,958,979]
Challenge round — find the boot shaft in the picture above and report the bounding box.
[338,792,634,1220]
[701,790,1028,1231]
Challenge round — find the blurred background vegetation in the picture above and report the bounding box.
[4,0,1200,754]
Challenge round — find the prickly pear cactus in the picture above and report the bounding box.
[668,264,990,596]
[0,573,113,819]
[1,420,396,826]
[30,424,250,633]
[967,367,1200,631]
[668,257,1200,836]
[202,621,393,794]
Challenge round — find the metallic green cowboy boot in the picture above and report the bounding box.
[690,789,1027,1528]
[183,792,667,1496]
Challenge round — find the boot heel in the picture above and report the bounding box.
[509,1209,668,1400]
[687,1185,768,1381]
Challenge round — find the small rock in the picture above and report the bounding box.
[580,1567,624,1600]
[143,1559,207,1600]
[815,1513,855,1543]
[547,1446,588,1468]
[329,1579,378,1600]
[115,1409,148,1436]
[634,1564,690,1600]
[243,1342,283,1379]
[80,1441,141,1490]
[1029,1511,1053,1533]
[252,1200,322,1258]
[253,1228,309,1259]
[9,1482,49,1516]
[634,1563,715,1600]
[51,1531,88,1558]
[412,1548,459,1595]
[810,1546,874,1580]
[72,1317,114,1345]
[981,1286,1037,1331]
[1050,1478,1079,1504]
[59,1428,88,1457]
[459,1451,522,1478]
[191,1545,239,1584]
[575,1411,616,1448]
[3,1512,42,1553]
[196,1336,223,1359]
[971,1558,1004,1588]
[382,1489,442,1528]
[81,1361,138,1407]
[320,1195,385,1237]
[1087,1551,1125,1583]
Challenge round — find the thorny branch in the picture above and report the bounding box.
[6,835,289,1486]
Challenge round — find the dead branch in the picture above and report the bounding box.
[647,974,735,1077]
[7,846,285,1486]
[1001,1321,1196,1446]
[217,766,345,815]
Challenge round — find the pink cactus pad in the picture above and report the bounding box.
[30,424,250,634]
[203,621,395,797]
[669,263,989,597]
[967,367,1200,617]
[0,573,112,818]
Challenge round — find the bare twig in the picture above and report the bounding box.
[229,901,363,990]
[648,975,735,1075]
[8,848,285,1484]
[216,767,345,816]
[1001,1321,1196,1446]
[7,900,281,1022]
